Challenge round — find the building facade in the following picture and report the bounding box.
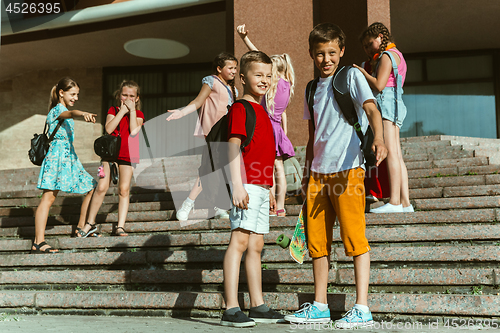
[0,0,499,170]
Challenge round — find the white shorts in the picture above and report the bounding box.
[230,184,270,234]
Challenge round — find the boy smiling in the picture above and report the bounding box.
[220,51,283,327]
[285,23,387,328]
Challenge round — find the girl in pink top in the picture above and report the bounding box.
[237,24,296,217]
[355,22,412,214]
[167,53,238,221]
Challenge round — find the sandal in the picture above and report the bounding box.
[75,223,100,238]
[276,208,286,217]
[113,226,128,237]
[75,227,101,238]
[31,241,58,254]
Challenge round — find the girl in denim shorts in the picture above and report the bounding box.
[354,22,413,214]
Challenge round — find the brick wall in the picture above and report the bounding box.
[0,68,103,170]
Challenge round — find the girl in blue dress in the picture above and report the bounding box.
[33,77,97,253]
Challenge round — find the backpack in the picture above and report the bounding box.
[306,66,376,167]
[283,156,303,193]
[28,119,64,166]
[198,99,257,209]
[94,134,121,162]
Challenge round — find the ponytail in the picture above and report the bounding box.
[229,80,237,104]
[282,53,295,101]
[49,85,59,111]
[266,53,295,116]
[49,77,79,111]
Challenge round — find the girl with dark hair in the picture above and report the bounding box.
[76,80,144,237]
[167,52,238,221]
[33,77,97,253]
[355,22,412,213]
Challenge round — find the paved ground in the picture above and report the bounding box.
[0,315,495,332]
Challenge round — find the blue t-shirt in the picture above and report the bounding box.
[303,68,376,173]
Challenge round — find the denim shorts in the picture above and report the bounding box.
[230,184,270,234]
[376,87,407,128]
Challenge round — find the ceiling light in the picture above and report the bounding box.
[124,38,189,59]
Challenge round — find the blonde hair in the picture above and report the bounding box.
[49,77,79,111]
[113,80,141,110]
[265,54,295,116]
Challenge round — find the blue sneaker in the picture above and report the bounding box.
[334,307,374,329]
[284,302,331,323]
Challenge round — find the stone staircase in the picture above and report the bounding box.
[0,135,499,322]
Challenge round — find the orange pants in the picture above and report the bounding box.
[306,167,371,257]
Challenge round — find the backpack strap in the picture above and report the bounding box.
[47,119,64,142]
[233,99,256,149]
[306,78,319,130]
[332,66,364,144]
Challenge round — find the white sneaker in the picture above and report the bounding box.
[370,203,403,213]
[214,207,229,219]
[403,205,414,213]
[176,199,194,221]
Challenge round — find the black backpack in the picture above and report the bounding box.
[94,134,121,162]
[306,66,376,167]
[94,107,122,162]
[198,99,257,210]
[28,119,64,166]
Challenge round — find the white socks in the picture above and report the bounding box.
[313,301,328,311]
[354,303,369,313]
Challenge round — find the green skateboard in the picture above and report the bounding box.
[276,203,307,264]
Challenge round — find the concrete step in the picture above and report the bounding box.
[0,208,496,238]
[0,291,497,316]
[408,165,499,179]
[409,174,500,189]
[1,245,498,269]
[295,148,477,165]
[413,196,500,210]
[400,140,451,149]
[405,156,489,171]
[4,179,500,219]
[403,149,474,162]
[0,209,176,228]
[0,200,177,218]
[2,223,498,253]
[400,135,444,143]
[0,267,497,287]
[402,145,464,157]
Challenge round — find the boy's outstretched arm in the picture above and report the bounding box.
[363,100,388,166]
[228,136,249,209]
[301,120,314,200]
[236,24,258,51]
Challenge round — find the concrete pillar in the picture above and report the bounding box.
[226,0,314,146]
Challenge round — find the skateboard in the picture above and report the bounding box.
[275,203,307,264]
